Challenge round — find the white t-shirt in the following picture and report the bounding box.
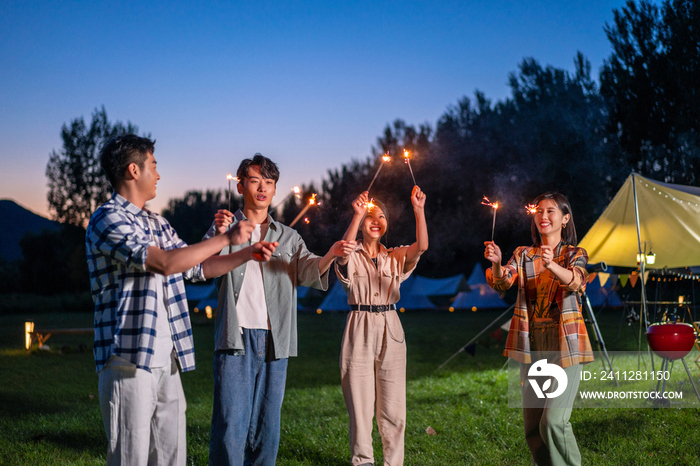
[237,223,270,330]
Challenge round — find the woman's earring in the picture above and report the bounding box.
[563,223,567,229]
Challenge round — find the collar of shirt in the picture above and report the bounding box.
[355,242,388,258]
[233,209,279,235]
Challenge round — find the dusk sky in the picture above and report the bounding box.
[1,0,631,219]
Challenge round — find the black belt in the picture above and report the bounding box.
[350,304,396,313]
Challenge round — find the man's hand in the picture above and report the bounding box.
[226,220,254,246]
[250,241,278,262]
[214,209,234,235]
[331,240,356,258]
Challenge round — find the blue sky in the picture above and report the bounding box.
[0,0,629,218]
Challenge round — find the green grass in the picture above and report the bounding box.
[2,306,700,465]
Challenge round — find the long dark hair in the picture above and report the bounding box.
[530,192,577,246]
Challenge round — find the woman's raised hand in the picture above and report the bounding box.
[352,191,369,216]
[484,241,502,265]
[411,185,426,210]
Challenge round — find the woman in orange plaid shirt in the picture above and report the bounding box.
[484,192,593,466]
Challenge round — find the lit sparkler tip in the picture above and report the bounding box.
[366,198,376,210]
[227,174,234,181]
[525,204,537,215]
[292,186,301,194]
[481,196,498,208]
[382,154,391,163]
[309,194,317,205]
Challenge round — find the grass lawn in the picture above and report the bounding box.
[1,305,700,465]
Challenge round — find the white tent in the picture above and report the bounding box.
[579,174,700,269]
[578,173,700,337]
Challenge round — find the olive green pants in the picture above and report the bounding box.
[520,363,582,466]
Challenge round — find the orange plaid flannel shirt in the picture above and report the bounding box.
[486,242,594,368]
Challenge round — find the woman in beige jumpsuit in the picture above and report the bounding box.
[335,186,428,466]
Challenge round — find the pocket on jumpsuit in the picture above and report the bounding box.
[386,312,405,344]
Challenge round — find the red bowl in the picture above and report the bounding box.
[646,322,696,360]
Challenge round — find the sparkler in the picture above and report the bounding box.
[403,149,416,185]
[366,198,376,211]
[226,174,235,211]
[289,194,317,227]
[367,153,391,193]
[272,186,302,211]
[481,196,499,242]
[525,204,537,215]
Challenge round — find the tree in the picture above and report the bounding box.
[161,189,234,246]
[45,106,143,226]
[309,54,624,278]
[600,0,700,183]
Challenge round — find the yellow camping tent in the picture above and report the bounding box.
[578,173,700,269]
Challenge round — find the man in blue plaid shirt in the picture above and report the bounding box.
[86,134,278,466]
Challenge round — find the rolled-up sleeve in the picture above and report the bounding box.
[486,250,519,292]
[563,248,589,292]
[296,235,329,291]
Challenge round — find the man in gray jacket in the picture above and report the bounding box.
[204,154,354,466]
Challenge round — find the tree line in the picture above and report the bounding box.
[3,0,697,295]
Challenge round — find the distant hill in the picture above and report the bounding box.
[0,199,60,262]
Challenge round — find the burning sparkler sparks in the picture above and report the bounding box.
[403,149,416,185]
[367,153,391,193]
[290,194,317,227]
[525,204,538,215]
[481,196,499,242]
[366,198,376,211]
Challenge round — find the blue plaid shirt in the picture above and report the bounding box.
[86,193,204,373]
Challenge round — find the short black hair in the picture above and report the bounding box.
[530,192,577,246]
[236,153,280,183]
[100,134,155,189]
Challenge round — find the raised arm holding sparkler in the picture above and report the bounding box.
[335,185,428,466]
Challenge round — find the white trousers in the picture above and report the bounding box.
[98,355,187,466]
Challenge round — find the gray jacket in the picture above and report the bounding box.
[204,210,329,358]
